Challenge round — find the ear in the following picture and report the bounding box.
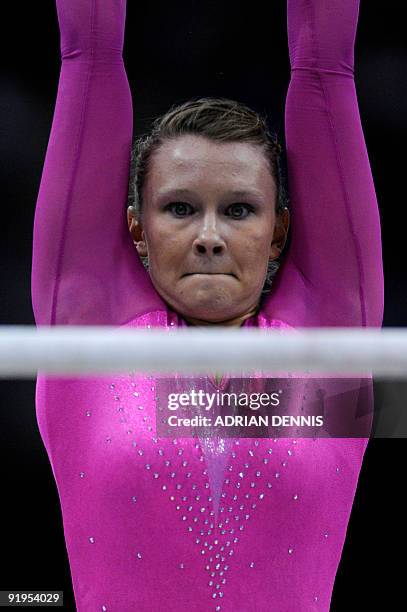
[269,207,290,260]
[127,206,148,258]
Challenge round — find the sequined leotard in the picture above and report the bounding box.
[31,1,384,610]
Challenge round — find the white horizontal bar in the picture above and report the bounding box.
[0,326,406,379]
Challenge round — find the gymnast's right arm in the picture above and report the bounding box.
[31,0,165,326]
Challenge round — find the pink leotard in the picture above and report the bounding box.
[31,1,384,610]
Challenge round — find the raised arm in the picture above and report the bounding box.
[263,0,384,328]
[31,0,165,326]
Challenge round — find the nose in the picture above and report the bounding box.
[192,217,226,256]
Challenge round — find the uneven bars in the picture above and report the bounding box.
[0,326,406,378]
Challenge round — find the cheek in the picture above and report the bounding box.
[234,230,272,284]
[239,228,272,261]
[144,222,185,267]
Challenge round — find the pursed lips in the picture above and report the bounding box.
[183,272,235,277]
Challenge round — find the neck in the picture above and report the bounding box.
[183,304,259,328]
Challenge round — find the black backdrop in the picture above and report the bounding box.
[1,1,406,609]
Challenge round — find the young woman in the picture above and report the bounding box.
[31,0,383,610]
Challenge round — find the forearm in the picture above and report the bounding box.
[287,0,359,75]
[57,0,126,59]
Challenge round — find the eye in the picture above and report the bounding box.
[225,203,254,219]
[166,201,194,217]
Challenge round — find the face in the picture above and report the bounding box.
[128,134,289,323]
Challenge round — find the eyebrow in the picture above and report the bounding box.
[156,188,265,201]
[225,189,265,200]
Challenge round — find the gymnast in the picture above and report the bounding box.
[31,0,383,609]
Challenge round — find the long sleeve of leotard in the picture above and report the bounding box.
[263,0,384,328]
[31,0,165,326]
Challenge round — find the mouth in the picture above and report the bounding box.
[182,272,235,278]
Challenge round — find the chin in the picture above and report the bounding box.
[177,295,239,322]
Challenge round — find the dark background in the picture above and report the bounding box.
[1,1,406,609]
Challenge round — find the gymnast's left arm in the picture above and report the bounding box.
[263,0,384,328]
